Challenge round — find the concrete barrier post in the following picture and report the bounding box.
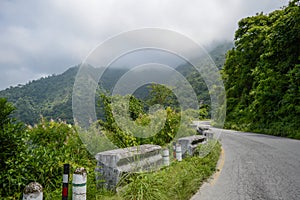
[23,182,43,200]
[162,148,170,166]
[72,167,87,200]
[176,144,182,161]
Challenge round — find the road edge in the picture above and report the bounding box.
[190,145,225,199]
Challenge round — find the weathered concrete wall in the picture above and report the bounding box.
[178,135,206,158]
[203,129,214,139]
[197,124,210,135]
[95,144,162,190]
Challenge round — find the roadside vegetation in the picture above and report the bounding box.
[222,0,300,139]
[0,98,96,199]
[1,1,298,199]
[0,88,218,199]
[102,141,221,200]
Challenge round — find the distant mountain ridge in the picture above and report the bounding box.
[0,67,78,124]
[0,41,233,125]
[0,66,129,124]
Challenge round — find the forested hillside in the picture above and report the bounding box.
[0,67,78,124]
[0,42,232,125]
[0,66,129,124]
[223,0,300,139]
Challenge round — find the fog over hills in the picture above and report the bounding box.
[0,41,232,125]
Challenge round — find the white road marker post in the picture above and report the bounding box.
[162,148,170,166]
[176,144,182,162]
[72,167,87,200]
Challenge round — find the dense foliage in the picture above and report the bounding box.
[0,93,211,199]
[223,1,300,139]
[0,99,27,197]
[0,98,96,199]
[98,89,196,148]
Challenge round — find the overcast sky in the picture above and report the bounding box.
[0,0,289,90]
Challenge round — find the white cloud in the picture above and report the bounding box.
[0,0,290,90]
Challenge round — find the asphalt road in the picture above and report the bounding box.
[191,128,300,200]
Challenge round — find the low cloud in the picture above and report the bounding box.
[0,0,289,90]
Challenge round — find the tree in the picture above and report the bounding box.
[223,1,300,138]
[0,98,27,197]
[0,98,26,168]
[147,84,179,110]
[98,93,185,147]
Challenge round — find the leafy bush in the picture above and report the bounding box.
[0,107,96,199]
[0,98,27,198]
[98,94,193,148]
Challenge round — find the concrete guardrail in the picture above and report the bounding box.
[95,144,162,189]
[177,135,206,158]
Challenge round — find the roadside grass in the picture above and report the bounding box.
[4,137,220,200]
[94,141,221,200]
[1,106,220,200]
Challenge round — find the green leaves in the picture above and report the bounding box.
[0,98,16,128]
[0,98,27,197]
[0,106,95,199]
[223,2,300,138]
[98,93,188,148]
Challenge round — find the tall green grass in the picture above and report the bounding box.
[94,141,221,200]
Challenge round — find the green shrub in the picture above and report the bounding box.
[0,114,96,199]
[0,98,27,198]
[98,94,184,148]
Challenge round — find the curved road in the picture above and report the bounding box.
[191,128,300,200]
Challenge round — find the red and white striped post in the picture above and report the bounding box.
[62,164,70,200]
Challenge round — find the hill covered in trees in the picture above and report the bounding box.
[0,66,128,124]
[223,0,300,139]
[0,41,232,125]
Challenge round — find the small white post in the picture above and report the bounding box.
[23,182,43,200]
[176,144,182,162]
[72,167,87,200]
[162,148,170,166]
[172,142,176,158]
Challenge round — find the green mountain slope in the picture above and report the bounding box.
[0,67,78,124]
[0,66,127,124]
[0,41,232,125]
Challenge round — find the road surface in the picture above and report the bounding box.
[191,128,300,200]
